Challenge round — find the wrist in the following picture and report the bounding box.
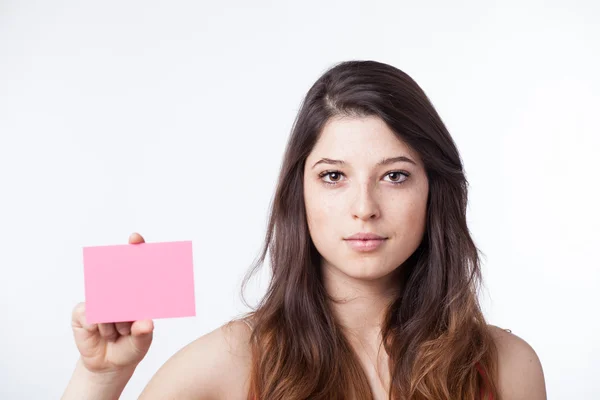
[62,359,136,400]
[78,358,136,386]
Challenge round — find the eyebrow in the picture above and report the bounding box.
[311,155,417,169]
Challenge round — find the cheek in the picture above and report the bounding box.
[388,197,428,242]
[305,194,343,252]
[306,196,338,234]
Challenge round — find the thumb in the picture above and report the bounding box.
[129,232,145,245]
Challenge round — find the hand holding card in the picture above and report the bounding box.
[70,233,196,377]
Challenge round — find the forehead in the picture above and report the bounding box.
[308,115,421,165]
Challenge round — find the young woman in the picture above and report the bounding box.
[62,60,546,399]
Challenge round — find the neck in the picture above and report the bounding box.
[322,262,403,339]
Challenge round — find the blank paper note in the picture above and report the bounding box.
[83,240,196,324]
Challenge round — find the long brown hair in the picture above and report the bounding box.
[237,60,498,399]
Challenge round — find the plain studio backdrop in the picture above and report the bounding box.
[1,1,598,398]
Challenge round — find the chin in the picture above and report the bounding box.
[339,263,398,282]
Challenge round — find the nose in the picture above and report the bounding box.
[351,183,380,221]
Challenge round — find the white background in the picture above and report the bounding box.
[1,1,598,398]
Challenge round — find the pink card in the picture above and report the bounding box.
[83,240,196,324]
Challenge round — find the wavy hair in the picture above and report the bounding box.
[237,60,498,399]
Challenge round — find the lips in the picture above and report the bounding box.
[344,232,387,240]
[344,236,387,252]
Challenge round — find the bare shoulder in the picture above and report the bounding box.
[138,318,254,400]
[487,325,547,400]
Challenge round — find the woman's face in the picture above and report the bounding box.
[303,115,429,283]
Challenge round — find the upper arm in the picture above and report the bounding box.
[138,320,253,400]
[489,325,547,400]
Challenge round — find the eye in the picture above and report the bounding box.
[384,171,409,184]
[319,170,345,185]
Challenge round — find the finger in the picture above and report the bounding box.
[129,320,154,354]
[72,302,98,332]
[98,323,118,341]
[128,232,145,244]
[131,320,154,336]
[115,322,132,336]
